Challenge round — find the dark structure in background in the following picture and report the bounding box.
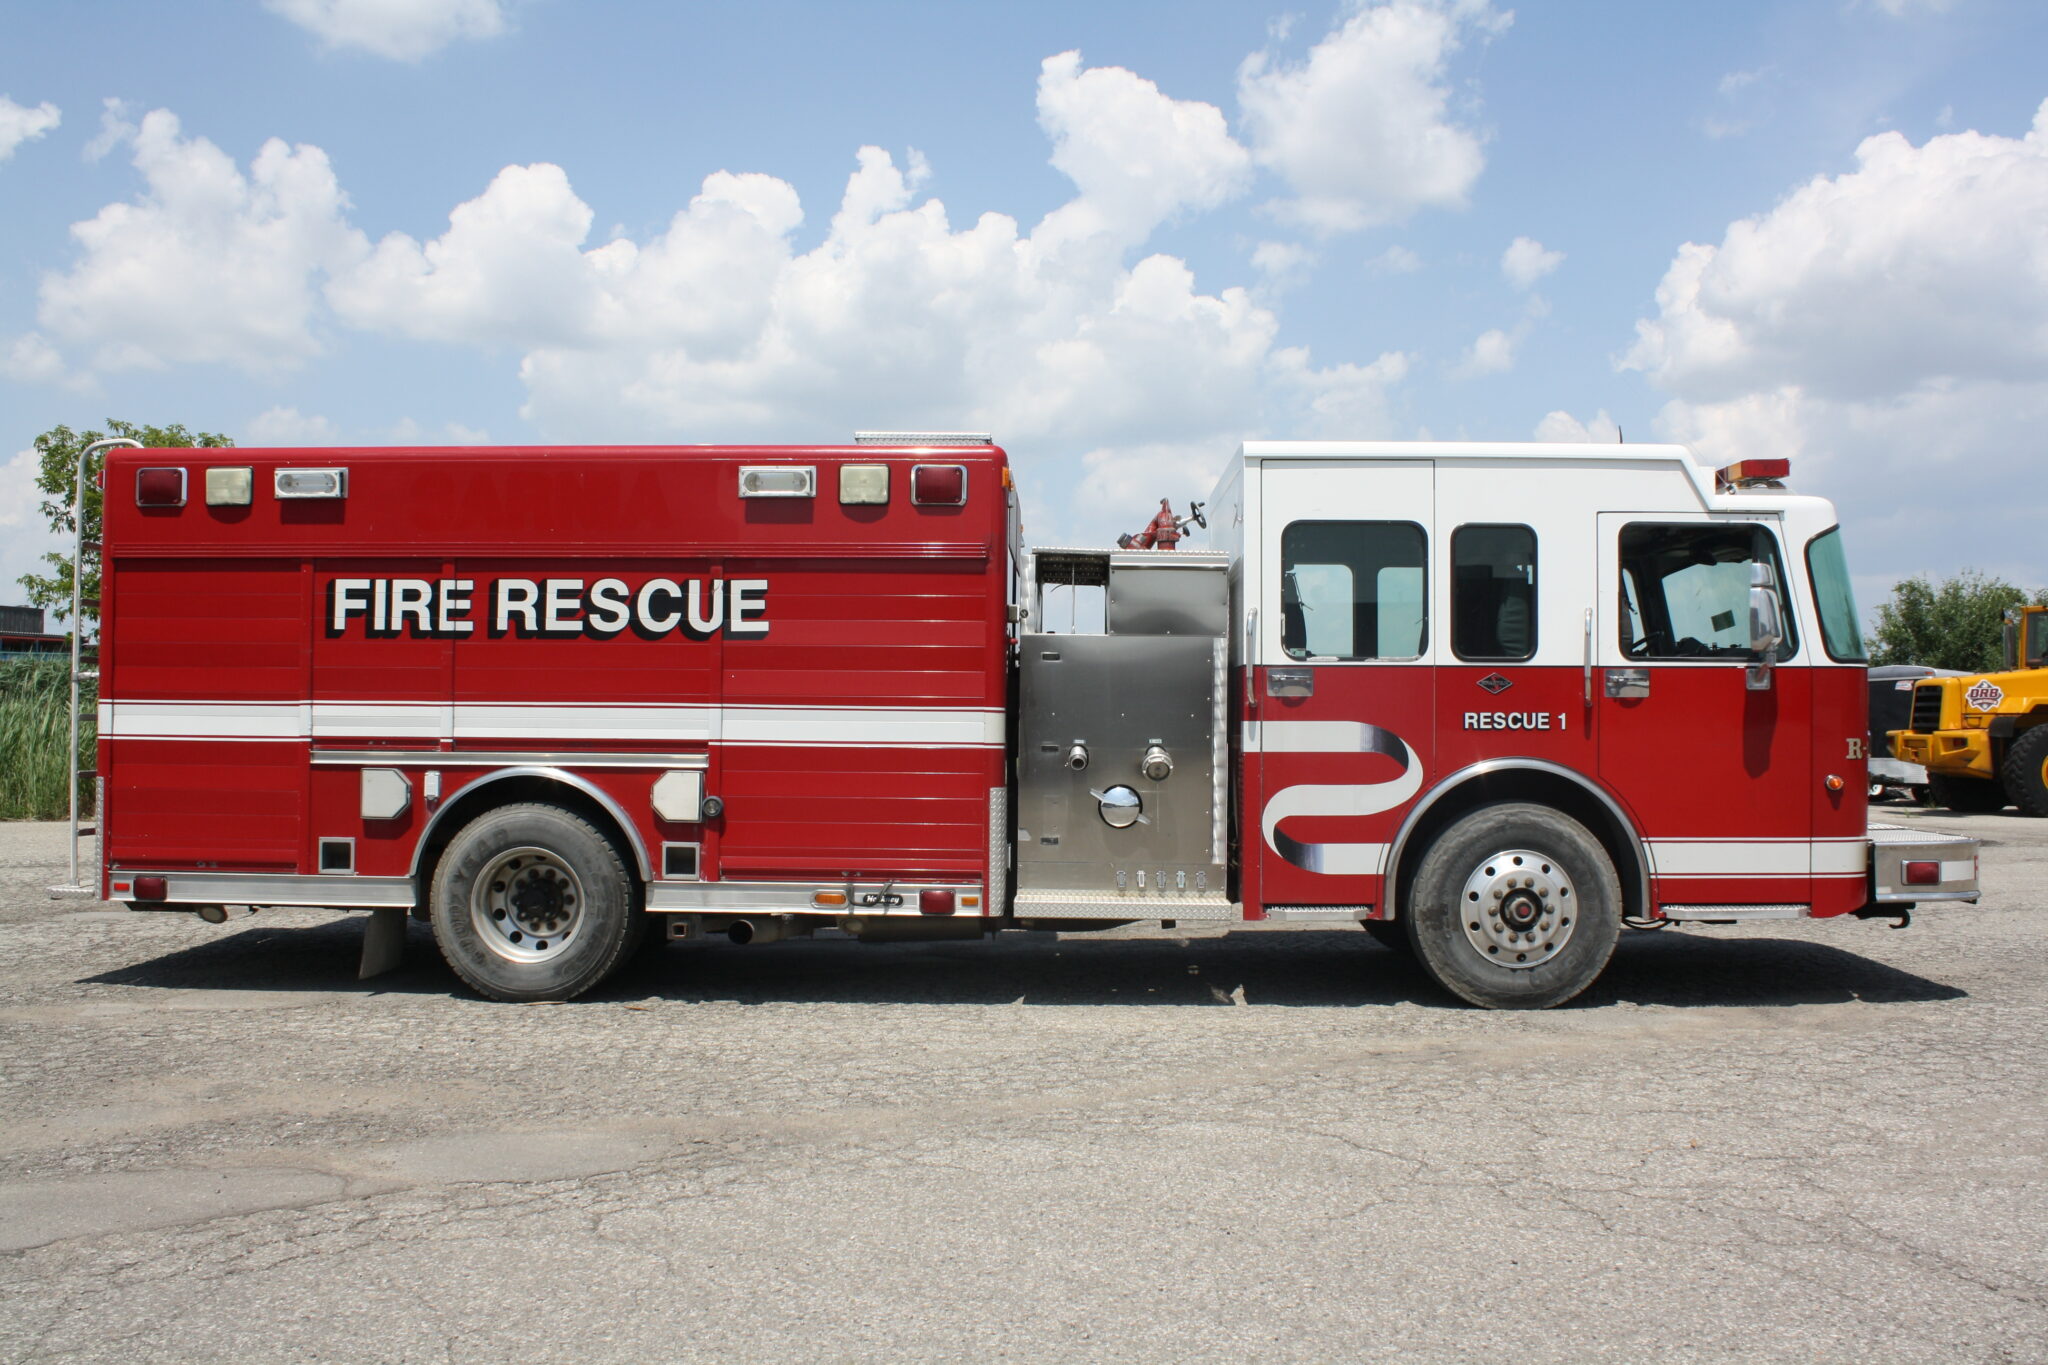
[0,606,68,658]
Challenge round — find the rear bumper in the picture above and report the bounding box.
[1868,824,1981,905]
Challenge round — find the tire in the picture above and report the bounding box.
[429,803,639,1002]
[1928,772,2008,814]
[1362,920,1412,955]
[2000,726,2048,818]
[1406,803,1621,1010]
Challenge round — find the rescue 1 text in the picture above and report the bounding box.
[1462,711,1560,731]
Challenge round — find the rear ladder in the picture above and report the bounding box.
[48,437,139,900]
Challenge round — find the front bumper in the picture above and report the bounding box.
[1868,823,1981,905]
[1890,728,1993,779]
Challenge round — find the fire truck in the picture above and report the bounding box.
[54,434,1981,1009]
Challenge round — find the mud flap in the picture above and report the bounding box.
[358,906,408,979]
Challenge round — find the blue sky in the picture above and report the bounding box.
[3,0,2044,616]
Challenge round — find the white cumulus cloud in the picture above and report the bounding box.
[264,0,507,61]
[1,446,57,609]
[1534,409,1621,444]
[31,47,1418,545]
[1237,0,1508,234]
[36,109,367,373]
[1457,327,1515,376]
[1625,100,2048,589]
[1034,52,1251,249]
[245,407,342,445]
[1501,235,1562,290]
[0,95,59,162]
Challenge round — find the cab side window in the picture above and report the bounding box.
[1617,523,1796,661]
[1452,524,1537,661]
[1280,521,1428,660]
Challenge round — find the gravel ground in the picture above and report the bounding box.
[0,805,2042,1363]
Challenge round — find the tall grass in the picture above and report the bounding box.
[0,655,93,820]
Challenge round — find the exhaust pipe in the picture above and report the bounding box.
[726,917,798,945]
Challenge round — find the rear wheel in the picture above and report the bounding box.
[1406,803,1621,1010]
[1929,772,2008,814]
[2000,726,2048,818]
[429,803,639,1001]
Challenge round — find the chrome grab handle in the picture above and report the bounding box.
[1605,668,1650,699]
[1267,667,1314,698]
[1582,608,1593,706]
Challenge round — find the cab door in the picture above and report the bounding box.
[1595,513,1812,910]
[1250,460,1433,913]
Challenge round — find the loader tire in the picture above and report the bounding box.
[1928,773,2008,814]
[2000,726,2048,818]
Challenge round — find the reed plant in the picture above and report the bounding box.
[0,655,92,820]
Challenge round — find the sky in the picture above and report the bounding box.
[2,0,2044,621]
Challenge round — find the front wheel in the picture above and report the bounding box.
[1928,772,2008,814]
[2000,726,2048,817]
[430,803,639,1002]
[1406,804,1621,1010]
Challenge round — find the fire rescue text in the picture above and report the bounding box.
[327,576,770,639]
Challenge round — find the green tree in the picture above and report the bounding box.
[1869,570,2048,672]
[18,421,233,629]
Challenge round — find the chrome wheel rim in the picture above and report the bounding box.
[1457,848,1576,970]
[470,846,583,962]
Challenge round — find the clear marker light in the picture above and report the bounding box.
[274,468,348,499]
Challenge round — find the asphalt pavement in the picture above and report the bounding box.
[1,804,2043,1362]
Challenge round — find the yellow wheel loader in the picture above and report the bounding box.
[1891,605,2048,815]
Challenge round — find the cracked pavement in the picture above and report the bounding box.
[1,808,2043,1362]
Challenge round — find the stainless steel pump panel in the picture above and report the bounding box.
[1016,632,1227,901]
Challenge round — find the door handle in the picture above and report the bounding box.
[1604,668,1650,699]
[1268,668,1314,698]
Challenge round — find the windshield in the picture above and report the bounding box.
[1805,526,1868,663]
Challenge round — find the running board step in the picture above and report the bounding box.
[48,885,99,899]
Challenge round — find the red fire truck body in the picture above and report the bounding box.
[81,436,1980,1008]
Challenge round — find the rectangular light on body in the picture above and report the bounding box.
[839,464,890,505]
[135,468,187,507]
[911,464,966,505]
[275,467,348,499]
[738,466,815,498]
[205,467,253,506]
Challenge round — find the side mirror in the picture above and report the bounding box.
[1746,562,1784,691]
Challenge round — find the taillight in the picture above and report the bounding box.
[135,468,187,507]
[911,464,966,505]
[133,876,167,901]
[919,889,956,915]
[1903,861,1940,886]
